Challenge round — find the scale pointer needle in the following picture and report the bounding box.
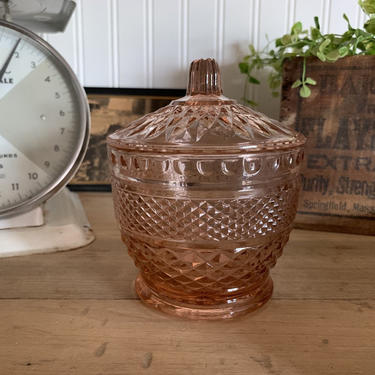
[0,38,21,83]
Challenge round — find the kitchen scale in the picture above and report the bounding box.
[0,0,95,257]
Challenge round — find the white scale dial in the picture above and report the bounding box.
[0,21,89,217]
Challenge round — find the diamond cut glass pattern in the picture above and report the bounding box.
[107,58,305,319]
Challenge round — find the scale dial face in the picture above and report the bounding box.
[0,20,89,218]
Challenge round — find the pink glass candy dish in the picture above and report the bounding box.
[107,58,306,320]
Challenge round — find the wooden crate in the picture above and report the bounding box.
[280,56,375,235]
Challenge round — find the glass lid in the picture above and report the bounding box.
[107,58,305,154]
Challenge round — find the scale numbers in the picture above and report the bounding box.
[0,21,89,217]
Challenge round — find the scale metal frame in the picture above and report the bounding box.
[0,0,95,257]
[0,18,90,219]
[0,0,75,33]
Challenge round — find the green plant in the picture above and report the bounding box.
[239,0,375,105]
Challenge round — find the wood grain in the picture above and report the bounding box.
[0,192,374,375]
[280,56,375,235]
[0,193,374,300]
[0,299,374,375]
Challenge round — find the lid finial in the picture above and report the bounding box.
[186,58,223,96]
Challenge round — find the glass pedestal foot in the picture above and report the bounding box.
[135,274,273,320]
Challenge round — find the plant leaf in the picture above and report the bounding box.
[358,0,375,15]
[338,46,349,56]
[364,18,375,33]
[275,38,283,47]
[292,21,302,35]
[291,79,303,88]
[245,99,257,107]
[319,39,331,52]
[272,91,279,97]
[249,44,256,55]
[365,42,375,54]
[239,62,249,74]
[314,16,320,30]
[238,8,374,105]
[326,49,340,61]
[269,80,281,89]
[305,77,317,85]
[248,75,260,84]
[299,85,311,98]
[343,14,353,30]
[317,51,326,61]
[281,34,292,45]
[311,27,321,40]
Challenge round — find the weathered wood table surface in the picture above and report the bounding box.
[0,193,374,374]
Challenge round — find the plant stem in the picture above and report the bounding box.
[239,8,375,104]
[302,57,307,82]
[243,76,248,104]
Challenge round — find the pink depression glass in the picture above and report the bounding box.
[107,59,306,319]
